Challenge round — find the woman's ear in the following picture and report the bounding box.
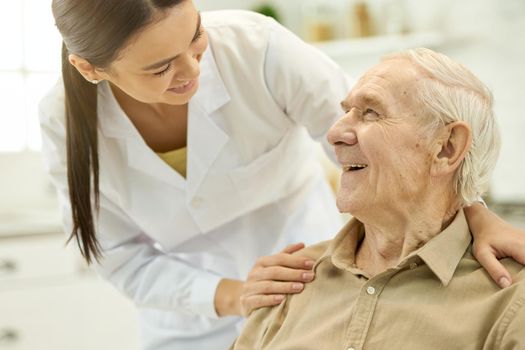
[430,121,472,177]
[68,54,104,83]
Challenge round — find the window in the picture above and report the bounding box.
[0,1,62,152]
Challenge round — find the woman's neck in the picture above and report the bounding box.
[110,84,188,152]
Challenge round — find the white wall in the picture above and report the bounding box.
[440,0,525,202]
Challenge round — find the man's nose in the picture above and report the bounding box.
[327,112,358,146]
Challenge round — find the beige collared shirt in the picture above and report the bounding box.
[231,210,525,350]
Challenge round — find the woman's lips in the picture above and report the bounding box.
[168,79,196,94]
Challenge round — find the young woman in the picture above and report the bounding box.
[41,1,525,349]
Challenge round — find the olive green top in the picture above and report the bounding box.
[157,147,187,178]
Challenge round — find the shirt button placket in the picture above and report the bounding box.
[346,282,382,349]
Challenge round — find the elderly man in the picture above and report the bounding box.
[230,48,525,349]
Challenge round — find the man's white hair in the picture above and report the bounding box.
[383,48,500,205]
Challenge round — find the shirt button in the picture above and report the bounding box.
[348,347,356,350]
[191,197,203,209]
[410,262,418,270]
[366,286,376,295]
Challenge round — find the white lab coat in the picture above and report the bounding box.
[39,10,352,350]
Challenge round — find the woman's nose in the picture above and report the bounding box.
[176,53,200,80]
[327,113,358,146]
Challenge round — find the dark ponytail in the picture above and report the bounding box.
[52,0,184,264]
[61,42,101,263]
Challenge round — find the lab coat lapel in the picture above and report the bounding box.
[125,137,186,188]
[186,46,231,199]
[98,82,186,189]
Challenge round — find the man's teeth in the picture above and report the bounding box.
[343,164,368,171]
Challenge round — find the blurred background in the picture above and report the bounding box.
[0,0,524,349]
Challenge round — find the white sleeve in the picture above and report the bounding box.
[39,99,222,319]
[263,18,354,162]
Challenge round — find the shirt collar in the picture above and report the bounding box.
[321,209,472,287]
[322,218,364,271]
[413,209,472,286]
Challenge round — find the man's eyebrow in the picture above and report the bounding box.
[360,93,382,106]
[340,100,351,111]
[141,12,202,71]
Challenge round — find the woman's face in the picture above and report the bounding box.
[327,59,436,216]
[97,1,207,105]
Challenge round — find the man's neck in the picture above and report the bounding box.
[354,195,460,277]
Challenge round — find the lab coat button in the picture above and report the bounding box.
[191,197,204,209]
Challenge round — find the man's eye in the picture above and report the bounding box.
[364,108,379,118]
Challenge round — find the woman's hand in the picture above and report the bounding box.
[214,278,244,317]
[239,242,316,317]
[466,203,525,288]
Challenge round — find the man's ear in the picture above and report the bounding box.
[430,121,472,177]
[68,54,105,83]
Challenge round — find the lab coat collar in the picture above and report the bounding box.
[191,43,231,114]
[97,44,231,139]
[96,82,185,188]
[97,81,135,140]
[98,46,230,138]
[97,45,231,190]
[186,45,231,197]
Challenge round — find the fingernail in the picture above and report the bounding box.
[302,272,315,280]
[292,283,304,291]
[274,295,285,302]
[499,277,511,288]
[304,260,315,268]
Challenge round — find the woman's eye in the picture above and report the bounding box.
[154,63,172,77]
[192,28,204,43]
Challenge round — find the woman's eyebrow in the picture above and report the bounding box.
[142,56,177,71]
[141,12,202,71]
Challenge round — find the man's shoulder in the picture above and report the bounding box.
[294,240,332,261]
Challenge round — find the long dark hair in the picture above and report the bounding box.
[52,0,184,264]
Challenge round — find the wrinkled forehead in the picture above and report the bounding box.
[347,58,422,104]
